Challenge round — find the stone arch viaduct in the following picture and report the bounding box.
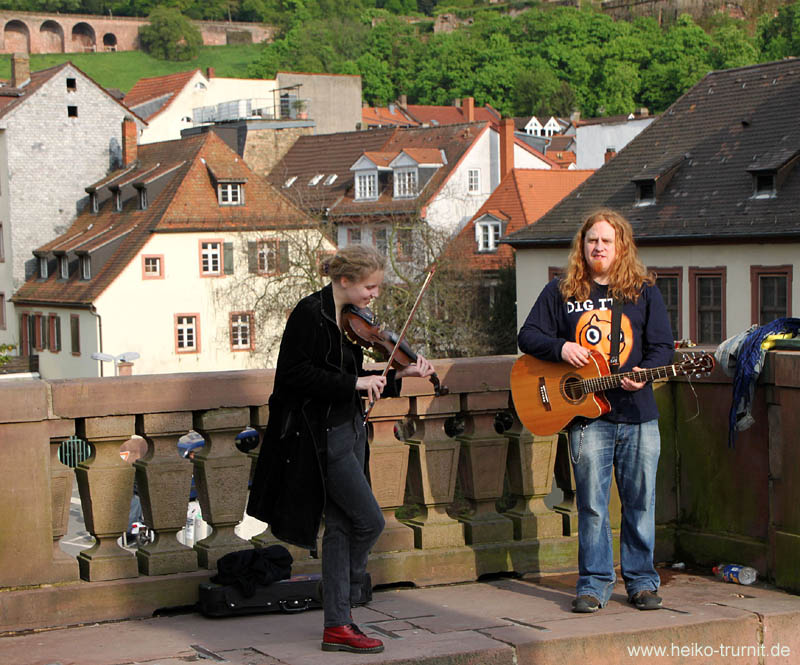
[1,10,275,55]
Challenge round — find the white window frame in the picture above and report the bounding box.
[176,315,198,352]
[476,220,502,252]
[144,256,162,277]
[80,255,91,280]
[309,174,323,186]
[393,167,417,198]
[201,241,222,275]
[468,168,481,194]
[59,256,69,279]
[38,256,48,279]
[324,174,338,186]
[355,172,378,201]
[257,239,279,274]
[218,183,243,206]
[231,312,252,350]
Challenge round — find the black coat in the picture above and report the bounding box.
[246,283,399,550]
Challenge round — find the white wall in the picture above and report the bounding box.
[425,129,552,236]
[139,73,278,144]
[514,242,800,344]
[576,118,654,169]
[93,229,330,375]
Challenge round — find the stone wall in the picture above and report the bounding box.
[1,351,799,633]
[0,10,275,54]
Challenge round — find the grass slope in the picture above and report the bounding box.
[0,44,265,93]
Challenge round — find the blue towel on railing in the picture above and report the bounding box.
[716,318,800,447]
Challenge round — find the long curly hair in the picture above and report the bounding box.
[559,209,654,303]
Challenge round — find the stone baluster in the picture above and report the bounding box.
[552,432,578,536]
[134,412,198,575]
[75,416,138,581]
[368,395,414,553]
[192,408,252,568]
[455,392,514,545]
[403,393,464,549]
[502,409,561,540]
[49,420,79,582]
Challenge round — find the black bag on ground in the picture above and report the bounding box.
[198,571,373,618]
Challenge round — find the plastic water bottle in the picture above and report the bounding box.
[713,563,757,585]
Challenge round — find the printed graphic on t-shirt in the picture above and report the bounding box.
[574,308,633,367]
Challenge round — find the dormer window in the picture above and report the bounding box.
[114,188,122,212]
[753,173,776,199]
[632,154,684,207]
[355,173,378,201]
[218,182,243,206]
[476,220,502,252]
[38,255,48,279]
[747,149,799,200]
[635,179,656,206]
[138,187,148,210]
[80,255,91,280]
[90,192,98,213]
[59,255,69,280]
[393,168,417,198]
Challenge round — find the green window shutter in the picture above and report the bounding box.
[248,241,258,273]
[224,242,234,275]
[279,241,289,273]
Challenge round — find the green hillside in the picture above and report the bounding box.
[0,44,264,93]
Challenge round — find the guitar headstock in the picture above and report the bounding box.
[677,352,715,378]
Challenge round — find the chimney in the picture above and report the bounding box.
[398,94,407,107]
[500,117,514,178]
[453,98,462,108]
[11,52,30,88]
[206,67,215,79]
[117,361,134,376]
[604,147,617,163]
[637,107,648,117]
[122,117,138,167]
[570,110,581,124]
[464,97,474,122]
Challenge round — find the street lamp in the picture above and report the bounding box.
[91,351,140,376]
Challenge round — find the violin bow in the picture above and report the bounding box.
[363,263,437,424]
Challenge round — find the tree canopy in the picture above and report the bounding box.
[247,2,797,117]
[138,6,203,61]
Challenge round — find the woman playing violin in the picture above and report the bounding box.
[247,245,434,655]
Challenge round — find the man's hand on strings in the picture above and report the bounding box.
[621,367,646,391]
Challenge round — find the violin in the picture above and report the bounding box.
[342,304,448,397]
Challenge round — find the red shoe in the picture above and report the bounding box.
[321,624,384,653]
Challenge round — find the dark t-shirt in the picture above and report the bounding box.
[518,279,674,423]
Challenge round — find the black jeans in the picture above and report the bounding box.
[322,415,385,627]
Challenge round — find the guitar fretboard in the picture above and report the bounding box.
[582,365,680,394]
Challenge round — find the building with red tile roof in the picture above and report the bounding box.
[0,55,146,367]
[270,119,556,271]
[449,168,593,275]
[363,97,501,130]
[13,130,325,378]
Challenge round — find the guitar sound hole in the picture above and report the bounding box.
[561,375,584,404]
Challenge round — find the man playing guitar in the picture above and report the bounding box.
[517,209,674,614]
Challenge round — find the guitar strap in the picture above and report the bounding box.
[608,297,624,374]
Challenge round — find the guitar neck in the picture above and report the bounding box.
[582,364,681,394]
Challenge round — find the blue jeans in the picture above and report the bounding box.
[568,418,660,605]
[322,415,385,627]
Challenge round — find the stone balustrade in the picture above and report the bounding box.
[1,351,800,633]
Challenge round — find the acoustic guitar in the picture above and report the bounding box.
[510,351,715,436]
